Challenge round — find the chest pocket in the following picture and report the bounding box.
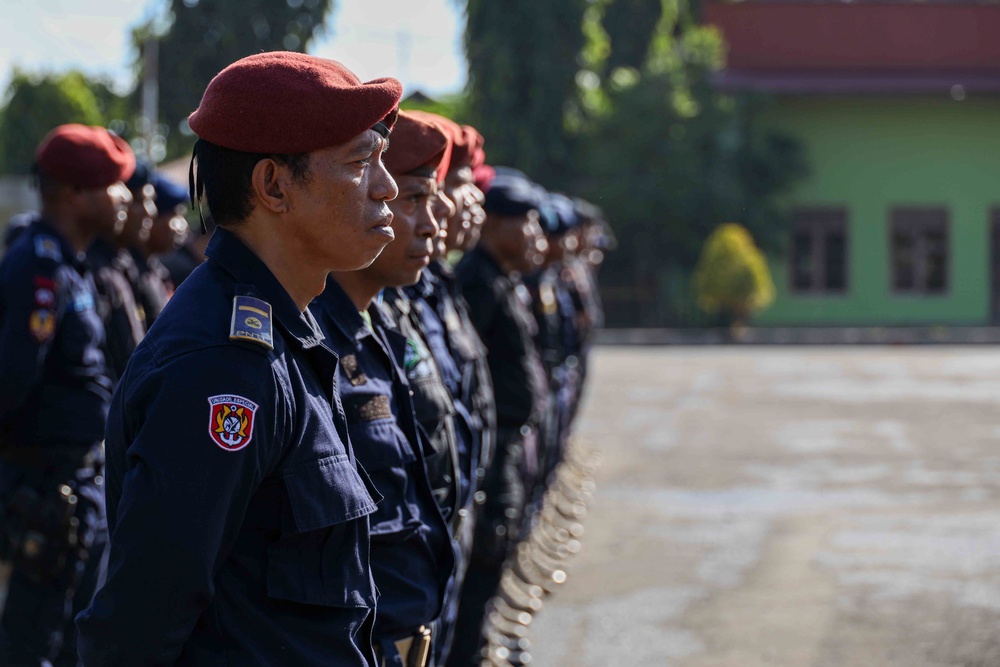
[266,454,378,608]
[346,411,417,472]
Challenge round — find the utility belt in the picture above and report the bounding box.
[0,442,101,584]
[0,478,85,584]
[376,625,433,667]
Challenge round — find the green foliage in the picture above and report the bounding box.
[693,223,775,319]
[464,0,588,187]
[0,70,113,174]
[146,0,334,160]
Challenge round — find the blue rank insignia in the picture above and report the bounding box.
[230,295,274,349]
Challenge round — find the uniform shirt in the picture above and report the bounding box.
[160,242,204,287]
[455,246,549,430]
[381,287,463,523]
[312,278,454,644]
[425,260,496,471]
[0,218,112,450]
[87,236,145,381]
[77,228,380,667]
[128,247,174,327]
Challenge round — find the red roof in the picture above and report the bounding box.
[704,2,1000,92]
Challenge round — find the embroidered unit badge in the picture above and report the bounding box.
[29,309,56,343]
[208,395,258,451]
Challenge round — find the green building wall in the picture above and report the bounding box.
[755,96,1000,326]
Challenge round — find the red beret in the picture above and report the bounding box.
[473,165,496,192]
[35,124,135,189]
[382,111,448,178]
[404,110,454,183]
[188,51,403,153]
[464,126,486,170]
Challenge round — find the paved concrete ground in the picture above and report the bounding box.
[532,346,1000,667]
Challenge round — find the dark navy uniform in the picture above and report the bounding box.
[77,228,381,667]
[160,241,204,287]
[312,278,454,666]
[86,236,145,381]
[127,246,173,328]
[450,245,550,667]
[400,265,493,667]
[0,218,111,666]
[525,264,582,490]
[381,287,462,523]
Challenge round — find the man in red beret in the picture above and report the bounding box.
[392,113,497,666]
[311,111,457,667]
[0,123,133,667]
[78,52,402,667]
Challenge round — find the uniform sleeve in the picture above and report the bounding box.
[0,258,62,418]
[77,345,287,666]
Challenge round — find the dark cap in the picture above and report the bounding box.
[382,111,449,178]
[35,124,136,188]
[151,173,189,213]
[188,51,403,153]
[541,193,580,236]
[125,160,152,192]
[483,173,544,216]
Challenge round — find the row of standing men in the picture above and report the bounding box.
[0,51,611,667]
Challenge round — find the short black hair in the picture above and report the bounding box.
[193,140,311,226]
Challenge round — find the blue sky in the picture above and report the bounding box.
[0,0,468,97]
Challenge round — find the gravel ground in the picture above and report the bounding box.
[531,346,1000,667]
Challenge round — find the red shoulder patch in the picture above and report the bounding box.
[207,395,258,452]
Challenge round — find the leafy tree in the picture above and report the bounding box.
[463,0,588,186]
[693,223,775,324]
[572,0,804,325]
[144,0,335,160]
[0,70,110,174]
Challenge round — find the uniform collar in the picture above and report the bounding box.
[320,276,374,343]
[206,226,325,348]
[33,217,89,270]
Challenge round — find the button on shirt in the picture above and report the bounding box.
[0,218,112,450]
[77,228,380,667]
[312,278,454,644]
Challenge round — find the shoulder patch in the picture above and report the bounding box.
[29,309,56,343]
[208,395,258,451]
[34,236,62,262]
[230,295,273,349]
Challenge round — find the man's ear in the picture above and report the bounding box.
[250,158,291,214]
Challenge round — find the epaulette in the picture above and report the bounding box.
[230,294,274,350]
[34,235,62,262]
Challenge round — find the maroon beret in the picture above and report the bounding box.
[441,117,473,170]
[464,126,486,170]
[35,124,136,189]
[406,111,453,184]
[473,165,496,192]
[382,111,448,179]
[188,51,403,153]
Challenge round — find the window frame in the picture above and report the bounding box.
[788,207,850,296]
[888,206,950,296]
